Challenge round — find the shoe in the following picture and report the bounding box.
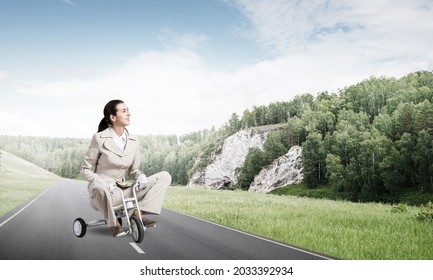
[131,210,157,227]
[110,221,125,237]
[142,217,157,227]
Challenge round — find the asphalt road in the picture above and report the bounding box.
[0,179,332,260]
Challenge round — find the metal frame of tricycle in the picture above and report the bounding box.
[73,184,146,243]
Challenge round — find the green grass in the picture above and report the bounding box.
[0,149,59,217]
[164,186,433,260]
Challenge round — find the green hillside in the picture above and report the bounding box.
[0,149,59,217]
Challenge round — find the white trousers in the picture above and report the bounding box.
[89,171,172,227]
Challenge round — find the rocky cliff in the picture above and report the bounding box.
[188,126,303,191]
[248,145,303,193]
[188,129,267,188]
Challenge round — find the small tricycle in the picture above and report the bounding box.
[73,183,146,243]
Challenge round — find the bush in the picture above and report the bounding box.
[391,203,408,213]
[270,184,346,201]
[416,201,433,222]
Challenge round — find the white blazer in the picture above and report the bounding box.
[80,127,143,193]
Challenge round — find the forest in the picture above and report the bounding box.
[1,70,432,204]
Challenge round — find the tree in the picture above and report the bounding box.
[415,100,433,135]
[227,113,242,134]
[339,76,396,119]
[287,93,314,118]
[268,101,291,124]
[413,130,433,192]
[302,132,326,187]
[325,153,345,192]
[285,117,306,146]
[330,120,362,166]
[373,113,394,140]
[326,119,368,200]
[235,148,266,190]
[393,102,415,138]
[263,131,287,162]
[357,132,390,200]
[396,133,417,188]
[252,105,270,126]
[241,109,254,128]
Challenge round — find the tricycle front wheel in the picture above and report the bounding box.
[130,216,144,243]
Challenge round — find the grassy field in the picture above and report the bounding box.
[0,149,59,217]
[164,186,433,260]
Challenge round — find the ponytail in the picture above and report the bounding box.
[97,118,109,133]
[97,99,124,132]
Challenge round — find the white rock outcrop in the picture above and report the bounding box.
[248,145,303,193]
[188,129,267,188]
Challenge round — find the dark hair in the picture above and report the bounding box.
[98,99,124,132]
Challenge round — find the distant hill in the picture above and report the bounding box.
[0,149,59,217]
[0,149,59,179]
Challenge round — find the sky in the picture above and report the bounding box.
[1,0,432,138]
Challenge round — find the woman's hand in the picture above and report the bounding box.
[135,174,149,190]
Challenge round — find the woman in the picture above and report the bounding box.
[80,99,172,237]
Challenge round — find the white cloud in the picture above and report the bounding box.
[14,49,235,137]
[231,0,433,58]
[226,0,433,91]
[0,70,10,81]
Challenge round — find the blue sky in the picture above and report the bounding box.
[1,0,432,138]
